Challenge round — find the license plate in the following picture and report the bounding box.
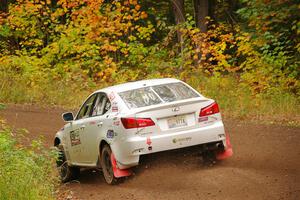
[167,115,187,128]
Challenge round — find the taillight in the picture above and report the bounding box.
[121,118,155,129]
[200,102,220,117]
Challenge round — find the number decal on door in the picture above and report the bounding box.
[70,129,81,146]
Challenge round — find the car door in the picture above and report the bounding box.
[80,92,113,164]
[68,94,97,164]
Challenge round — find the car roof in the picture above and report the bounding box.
[96,78,181,93]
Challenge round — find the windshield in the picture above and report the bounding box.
[118,82,200,109]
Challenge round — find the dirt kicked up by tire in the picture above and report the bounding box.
[0,105,299,200]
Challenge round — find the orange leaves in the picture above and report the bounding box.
[170,20,241,75]
[102,43,118,53]
[135,4,141,11]
[140,11,148,19]
[2,0,154,84]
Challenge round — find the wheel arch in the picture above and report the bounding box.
[97,139,109,167]
[99,139,110,156]
[54,137,61,147]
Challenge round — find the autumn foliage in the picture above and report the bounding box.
[0,0,299,121]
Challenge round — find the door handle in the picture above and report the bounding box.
[97,121,103,127]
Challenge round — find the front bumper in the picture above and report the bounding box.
[111,121,226,169]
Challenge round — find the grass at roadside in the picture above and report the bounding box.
[0,71,299,125]
[0,69,91,108]
[187,75,299,126]
[0,118,58,200]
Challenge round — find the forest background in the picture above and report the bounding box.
[0,0,299,124]
[0,1,299,199]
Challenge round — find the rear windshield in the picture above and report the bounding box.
[118,82,199,109]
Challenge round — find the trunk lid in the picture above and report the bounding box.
[134,98,213,135]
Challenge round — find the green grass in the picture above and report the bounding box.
[0,121,58,200]
[0,69,299,125]
[0,69,92,109]
[187,75,300,125]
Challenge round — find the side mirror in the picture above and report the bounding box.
[62,112,74,122]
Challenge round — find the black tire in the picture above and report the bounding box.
[100,145,119,185]
[202,150,217,166]
[57,149,80,183]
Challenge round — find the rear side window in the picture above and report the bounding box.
[119,82,199,109]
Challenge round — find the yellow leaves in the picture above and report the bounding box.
[104,56,113,65]
[137,24,155,40]
[190,29,199,35]
[95,57,117,83]
[129,0,138,5]
[133,16,139,21]
[219,42,227,51]
[128,35,137,41]
[193,54,198,60]
[3,0,155,85]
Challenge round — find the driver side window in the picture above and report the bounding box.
[76,94,97,120]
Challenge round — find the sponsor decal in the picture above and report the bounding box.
[172,106,180,112]
[112,106,118,112]
[107,130,115,138]
[89,121,96,125]
[113,120,120,126]
[108,92,115,101]
[140,131,153,136]
[112,102,118,112]
[172,137,192,144]
[198,116,208,122]
[146,137,152,146]
[210,116,218,121]
[70,129,81,146]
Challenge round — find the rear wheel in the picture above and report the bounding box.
[202,150,217,166]
[56,148,80,183]
[100,145,119,185]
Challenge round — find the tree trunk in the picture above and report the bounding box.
[193,0,209,32]
[171,0,185,42]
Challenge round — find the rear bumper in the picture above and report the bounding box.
[111,121,226,169]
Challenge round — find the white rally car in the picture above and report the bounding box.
[54,78,232,184]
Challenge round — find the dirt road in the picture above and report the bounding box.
[1,105,299,200]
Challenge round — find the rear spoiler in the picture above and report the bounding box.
[134,98,210,114]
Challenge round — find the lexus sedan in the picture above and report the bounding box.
[54,78,233,184]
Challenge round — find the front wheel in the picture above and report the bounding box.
[56,149,80,183]
[100,145,119,185]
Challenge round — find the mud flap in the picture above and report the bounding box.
[216,134,233,160]
[110,153,132,178]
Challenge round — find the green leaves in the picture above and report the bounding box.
[0,0,298,106]
[0,103,6,110]
[0,121,58,200]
